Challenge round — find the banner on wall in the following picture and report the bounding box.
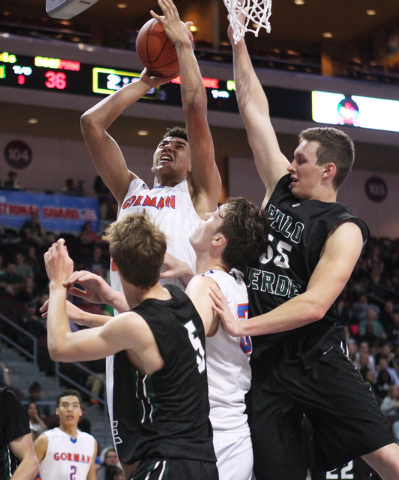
[0,189,99,233]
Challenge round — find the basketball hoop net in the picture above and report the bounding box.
[223,0,272,44]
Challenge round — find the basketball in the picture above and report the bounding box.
[136,18,193,77]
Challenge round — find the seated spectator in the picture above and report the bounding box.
[358,308,387,343]
[375,369,393,401]
[26,245,42,276]
[96,447,121,480]
[3,171,21,189]
[354,340,376,373]
[21,214,47,247]
[62,178,83,196]
[16,277,41,303]
[380,384,399,418]
[0,262,24,296]
[106,466,124,480]
[84,246,108,276]
[351,294,379,323]
[380,300,396,329]
[79,221,101,246]
[26,402,47,440]
[376,358,399,386]
[14,252,33,280]
[25,382,51,420]
[347,338,358,363]
[0,222,21,245]
[19,301,46,340]
[387,310,399,342]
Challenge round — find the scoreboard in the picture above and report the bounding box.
[0,50,313,120]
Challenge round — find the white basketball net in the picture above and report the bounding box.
[224,0,272,44]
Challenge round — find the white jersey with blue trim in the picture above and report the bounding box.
[39,428,95,480]
[199,269,252,433]
[110,178,201,293]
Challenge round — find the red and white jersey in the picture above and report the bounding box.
[193,269,252,433]
[39,428,95,480]
[111,178,201,292]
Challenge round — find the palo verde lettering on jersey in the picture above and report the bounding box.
[53,452,91,463]
[246,266,302,298]
[268,204,304,244]
[122,194,176,210]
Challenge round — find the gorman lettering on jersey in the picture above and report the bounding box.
[53,452,91,463]
[246,202,304,299]
[122,195,176,210]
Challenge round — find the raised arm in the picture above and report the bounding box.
[212,222,364,336]
[185,275,219,336]
[230,27,289,200]
[44,240,164,373]
[152,0,221,217]
[80,71,174,205]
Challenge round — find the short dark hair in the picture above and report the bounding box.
[56,389,83,407]
[103,212,166,290]
[29,381,42,393]
[218,197,268,271]
[299,127,354,190]
[163,126,187,142]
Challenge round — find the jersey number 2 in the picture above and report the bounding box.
[70,465,77,480]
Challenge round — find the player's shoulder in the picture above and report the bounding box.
[77,430,96,442]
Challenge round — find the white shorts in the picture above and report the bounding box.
[213,428,254,480]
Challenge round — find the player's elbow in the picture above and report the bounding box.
[306,301,329,323]
[48,340,67,362]
[182,90,207,115]
[80,111,101,135]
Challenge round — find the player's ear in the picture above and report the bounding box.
[212,233,226,248]
[322,163,336,179]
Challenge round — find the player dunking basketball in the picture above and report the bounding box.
[209,18,399,480]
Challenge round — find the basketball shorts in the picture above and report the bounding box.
[213,428,254,480]
[248,326,395,480]
[131,457,219,480]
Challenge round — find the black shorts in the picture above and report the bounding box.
[248,326,395,480]
[131,457,219,480]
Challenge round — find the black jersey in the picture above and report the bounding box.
[0,388,31,480]
[112,285,215,465]
[247,174,369,349]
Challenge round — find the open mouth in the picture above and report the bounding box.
[160,155,172,163]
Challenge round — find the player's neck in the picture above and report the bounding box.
[59,424,78,439]
[195,253,228,275]
[123,281,172,308]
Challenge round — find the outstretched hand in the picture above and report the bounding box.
[44,239,74,285]
[63,270,114,305]
[151,0,192,48]
[209,285,241,337]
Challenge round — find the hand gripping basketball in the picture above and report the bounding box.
[136,0,194,77]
